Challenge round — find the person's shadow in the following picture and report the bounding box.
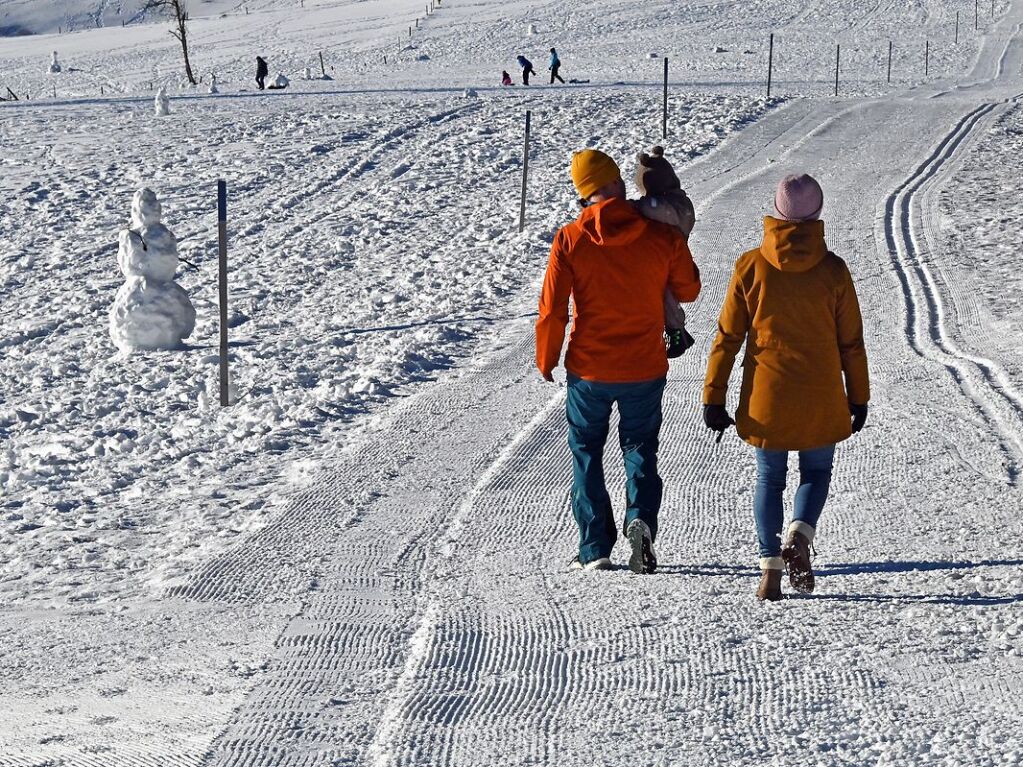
[655,559,1023,606]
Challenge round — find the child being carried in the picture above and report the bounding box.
[634,146,697,358]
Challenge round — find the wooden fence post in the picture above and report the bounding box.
[662,57,668,139]
[834,44,840,96]
[217,181,230,407]
[519,111,531,234]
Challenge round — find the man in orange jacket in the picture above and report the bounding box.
[536,149,701,573]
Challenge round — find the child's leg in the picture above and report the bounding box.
[663,291,685,330]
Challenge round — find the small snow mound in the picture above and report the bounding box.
[208,75,218,95]
[273,73,289,88]
[303,67,313,80]
[110,279,196,352]
[48,51,61,74]
[462,88,478,99]
[527,23,537,35]
[154,87,169,116]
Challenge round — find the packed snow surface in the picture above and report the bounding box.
[1,0,1023,765]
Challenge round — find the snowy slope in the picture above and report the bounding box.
[2,0,1022,764]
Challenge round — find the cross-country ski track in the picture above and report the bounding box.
[188,8,1023,767]
[4,2,1023,766]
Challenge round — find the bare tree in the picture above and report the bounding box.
[144,0,197,85]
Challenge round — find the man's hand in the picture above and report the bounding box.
[542,371,555,382]
[849,402,868,433]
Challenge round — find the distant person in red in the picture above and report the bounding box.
[501,70,513,86]
[256,56,268,90]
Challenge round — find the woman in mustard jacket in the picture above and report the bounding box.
[702,174,869,601]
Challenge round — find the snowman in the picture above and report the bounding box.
[109,188,196,353]
[155,86,170,116]
[49,51,62,73]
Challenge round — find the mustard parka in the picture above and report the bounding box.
[703,216,870,451]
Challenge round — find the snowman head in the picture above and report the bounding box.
[131,188,162,230]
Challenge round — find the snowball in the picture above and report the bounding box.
[155,87,170,116]
[131,188,162,229]
[117,228,178,281]
[109,278,196,352]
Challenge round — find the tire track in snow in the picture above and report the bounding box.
[366,390,566,767]
[882,100,1023,481]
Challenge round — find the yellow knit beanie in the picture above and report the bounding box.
[571,149,621,199]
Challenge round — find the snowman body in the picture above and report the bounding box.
[155,87,170,116]
[110,189,196,352]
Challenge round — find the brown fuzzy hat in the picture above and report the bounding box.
[634,146,681,197]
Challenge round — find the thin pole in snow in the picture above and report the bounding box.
[319,51,326,77]
[217,181,230,407]
[767,33,774,98]
[662,57,668,139]
[976,0,980,29]
[519,111,531,234]
[956,12,960,44]
[887,40,893,84]
[834,44,840,97]
[925,39,930,76]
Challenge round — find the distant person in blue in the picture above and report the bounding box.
[549,47,565,84]
[517,55,537,85]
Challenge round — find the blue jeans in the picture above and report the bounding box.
[753,445,836,558]
[566,374,665,562]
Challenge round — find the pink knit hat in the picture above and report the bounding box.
[774,174,823,222]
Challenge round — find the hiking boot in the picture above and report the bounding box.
[568,555,613,572]
[756,568,783,601]
[781,523,815,594]
[626,520,657,574]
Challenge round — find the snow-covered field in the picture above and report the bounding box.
[2,0,1022,765]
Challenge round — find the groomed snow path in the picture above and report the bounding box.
[184,9,1023,767]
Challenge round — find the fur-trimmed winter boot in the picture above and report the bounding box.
[756,559,784,602]
[781,521,815,593]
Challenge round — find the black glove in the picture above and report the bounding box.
[703,404,735,433]
[849,402,868,434]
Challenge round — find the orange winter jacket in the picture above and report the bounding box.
[536,197,701,383]
[703,216,870,451]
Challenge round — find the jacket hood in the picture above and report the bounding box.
[760,216,827,272]
[577,197,647,247]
